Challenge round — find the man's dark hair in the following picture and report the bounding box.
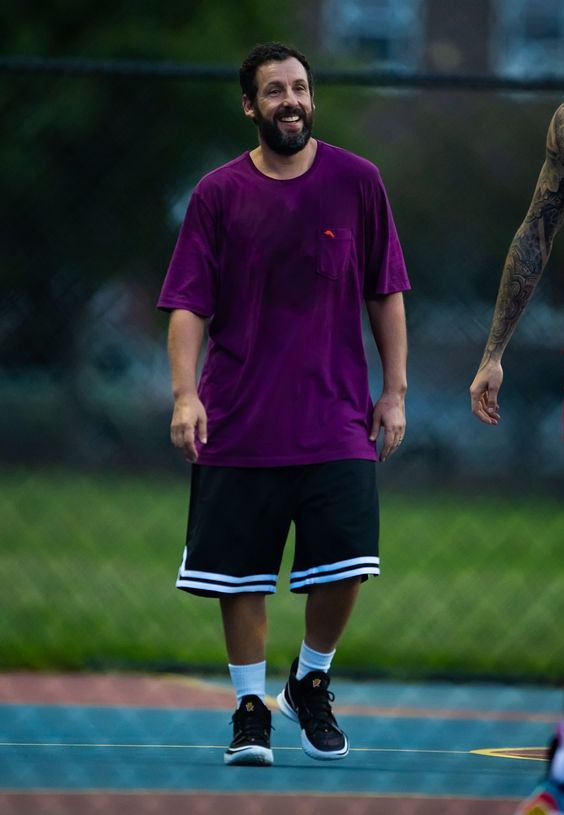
[239,42,313,104]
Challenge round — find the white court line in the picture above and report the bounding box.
[0,742,471,754]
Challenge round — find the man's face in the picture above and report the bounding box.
[244,57,314,156]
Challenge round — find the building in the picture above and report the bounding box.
[305,0,564,78]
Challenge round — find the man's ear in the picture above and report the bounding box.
[242,95,256,121]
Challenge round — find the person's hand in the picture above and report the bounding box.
[469,359,503,425]
[369,393,406,462]
[170,395,208,462]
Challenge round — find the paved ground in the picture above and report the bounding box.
[1,671,560,814]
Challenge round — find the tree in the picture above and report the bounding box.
[1,0,297,366]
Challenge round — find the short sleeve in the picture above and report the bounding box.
[157,187,218,317]
[363,170,411,299]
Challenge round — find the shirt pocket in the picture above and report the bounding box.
[316,228,353,280]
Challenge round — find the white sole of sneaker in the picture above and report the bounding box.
[224,745,273,766]
[277,690,350,761]
[277,690,299,722]
[301,732,349,761]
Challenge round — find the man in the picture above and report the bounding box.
[469,104,564,425]
[470,106,564,814]
[158,42,410,767]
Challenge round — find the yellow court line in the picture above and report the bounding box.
[471,747,547,762]
[1,741,548,761]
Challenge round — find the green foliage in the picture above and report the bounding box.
[0,2,299,366]
[1,1,293,60]
[2,470,563,681]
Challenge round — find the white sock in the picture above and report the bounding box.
[550,722,564,783]
[296,641,336,680]
[228,661,266,706]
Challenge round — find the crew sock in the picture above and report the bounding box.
[296,641,336,680]
[228,660,266,707]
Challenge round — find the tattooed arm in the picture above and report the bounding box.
[470,104,564,424]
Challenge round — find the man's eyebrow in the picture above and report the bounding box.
[263,78,308,90]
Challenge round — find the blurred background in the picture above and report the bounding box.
[1,0,563,685]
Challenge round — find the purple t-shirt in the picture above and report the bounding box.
[158,140,410,466]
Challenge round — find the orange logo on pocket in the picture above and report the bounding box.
[323,229,335,238]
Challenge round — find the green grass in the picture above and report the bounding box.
[2,469,563,681]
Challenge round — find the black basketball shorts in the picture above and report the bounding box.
[175,459,379,597]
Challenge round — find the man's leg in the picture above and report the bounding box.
[220,593,268,703]
[304,577,361,652]
[220,593,273,766]
[278,460,378,760]
[277,577,362,761]
[220,593,267,665]
[177,466,289,767]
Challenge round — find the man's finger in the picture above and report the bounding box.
[472,395,498,425]
[171,423,185,448]
[183,425,197,461]
[471,390,497,423]
[369,413,381,442]
[388,429,405,460]
[486,389,500,417]
[379,428,396,462]
[480,393,500,422]
[470,384,486,415]
[197,413,208,445]
[475,407,494,424]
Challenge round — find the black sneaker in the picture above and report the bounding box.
[224,694,273,766]
[277,658,349,760]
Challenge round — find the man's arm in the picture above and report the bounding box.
[366,292,408,461]
[168,308,208,462]
[470,104,564,424]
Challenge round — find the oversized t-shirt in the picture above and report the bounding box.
[158,140,410,466]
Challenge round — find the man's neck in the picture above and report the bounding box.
[249,139,318,180]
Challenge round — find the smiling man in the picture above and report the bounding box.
[158,42,410,767]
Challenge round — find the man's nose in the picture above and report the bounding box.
[281,87,299,106]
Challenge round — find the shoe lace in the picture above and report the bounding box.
[231,706,272,741]
[301,682,339,733]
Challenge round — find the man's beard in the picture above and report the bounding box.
[254,105,314,156]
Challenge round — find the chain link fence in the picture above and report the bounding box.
[1,58,563,684]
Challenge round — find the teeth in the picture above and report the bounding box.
[280,116,300,122]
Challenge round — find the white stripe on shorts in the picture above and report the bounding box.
[178,566,278,585]
[289,556,380,591]
[176,577,277,594]
[177,558,278,594]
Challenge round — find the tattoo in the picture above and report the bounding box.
[481,105,564,367]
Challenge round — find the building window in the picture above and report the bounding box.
[323,0,424,72]
[493,0,564,78]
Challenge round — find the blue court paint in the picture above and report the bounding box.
[0,702,550,798]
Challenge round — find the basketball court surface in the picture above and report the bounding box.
[1,671,560,814]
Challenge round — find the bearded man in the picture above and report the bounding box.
[158,41,410,766]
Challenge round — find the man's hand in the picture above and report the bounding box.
[469,360,503,425]
[170,395,208,462]
[369,393,406,462]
